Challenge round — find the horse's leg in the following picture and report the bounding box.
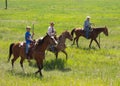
[94,39,100,48]
[35,61,40,75]
[62,50,68,60]
[72,36,77,45]
[35,60,43,77]
[72,36,78,45]
[35,70,40,75]
[89,39,93,48]
[55,52,58,59]
[39,62,43,77]
[20,57,25,72]
[76,37,80,47]
[11,56,19,70]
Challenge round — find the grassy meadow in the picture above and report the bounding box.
[0,0,120,86]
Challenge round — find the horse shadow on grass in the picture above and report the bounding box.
[6,59,71,78]
[44,58,71,72]
[29,58,71,72]
[71,44,98,50]
[7,69,43,79]
[76,46,98,51]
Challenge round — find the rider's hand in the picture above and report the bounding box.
[91,23,95,26]
[32,32,34,35]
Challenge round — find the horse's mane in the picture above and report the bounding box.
[36,35,47,46]
[92,27,105,31]
[58,31,66,40]
[93,27,105,29]
[58,35,62,40]
[61,30,69,36]
[37,38,44,46]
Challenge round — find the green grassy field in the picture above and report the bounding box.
[0,0,120,86]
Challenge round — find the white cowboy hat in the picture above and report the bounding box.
[26,26,31,29]
[86,16,91,19]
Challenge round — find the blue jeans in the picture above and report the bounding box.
[86,30,89,38]
[85,28,90,38]
[26,43,30,54]
[50,45,55,52]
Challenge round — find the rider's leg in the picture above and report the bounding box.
[50,44,55,52]
[86,31,89,39]
[26,43,30,62]
[86,28,90,39]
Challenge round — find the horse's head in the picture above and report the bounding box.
[47,34,58,45]
[103,26,108,36]
[64,31,73,41]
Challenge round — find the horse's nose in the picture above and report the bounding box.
[106,33,108,36]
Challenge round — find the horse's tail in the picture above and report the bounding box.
[8,43,14,62]
[71,28,76,38]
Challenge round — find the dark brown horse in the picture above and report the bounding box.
[8,34,58,76]
[47,31,73,60]
[71,26,108,48]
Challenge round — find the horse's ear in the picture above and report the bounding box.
[65,29,68,31]
[105,25,106,28]
[46,33,48,35]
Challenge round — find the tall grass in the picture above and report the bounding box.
[0,0,120,86]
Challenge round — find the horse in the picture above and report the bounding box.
[47,31,73,60]
[8,34,58,77]
[71,26,108,48]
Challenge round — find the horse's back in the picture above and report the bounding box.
[74,28,85,36]
[12,42,26,57]
[75,28,84,32]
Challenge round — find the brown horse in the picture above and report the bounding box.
[8,34,58,76]
[71,26,108,48]
[47,31,73,60]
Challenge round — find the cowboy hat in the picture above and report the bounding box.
[86,16,91,19]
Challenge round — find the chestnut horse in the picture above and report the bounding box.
[8,34,58,76]
[71,26,108,48]
[47,31,73,60]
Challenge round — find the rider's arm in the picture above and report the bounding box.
[48,27,52,36]
[90,23,95,26]
[84,20,90,27]
[27,33,33,42]
[31,32,34,39]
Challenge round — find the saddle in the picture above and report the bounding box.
[82,28,93,32]
[19,41,36,59]
[19,41,35,48]
[83,29,93,39]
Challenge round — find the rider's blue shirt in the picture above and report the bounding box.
[84,20,91,30]
[25,31,32,44]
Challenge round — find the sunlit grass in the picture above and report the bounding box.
[0,0,120,86]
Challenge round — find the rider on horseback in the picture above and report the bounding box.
[48,22,56,36]
[47,22,56,52]
[83,16,92,39]
[25,26,34,62]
